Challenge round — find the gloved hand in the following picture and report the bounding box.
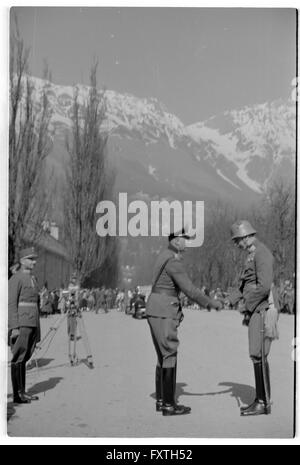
[10,328,20,346]
[237,299,246,314]
[242,311,251,326]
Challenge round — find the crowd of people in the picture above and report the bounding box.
[277,279,295,314]
[39,278,295,318]
[39,284,148,317]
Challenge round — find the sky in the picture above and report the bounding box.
[10,7,296,124]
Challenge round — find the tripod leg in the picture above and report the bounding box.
[77,316,94,369]
[68,315,78,366]
[67,315,72,364]
[31,312,67,365]
[73,317,78,364]
[68,336,74,365]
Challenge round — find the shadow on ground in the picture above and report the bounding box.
[28,376,64,395]
[26,358,54,370]
[7,376,63,422]
[150,381,255,407]
[7,402,16,421]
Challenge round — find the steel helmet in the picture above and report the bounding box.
[230,220,256,240]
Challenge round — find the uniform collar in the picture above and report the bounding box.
[20,268,32,274]
[168,243,178,253]
[168,243,183,260]
[247,237,259,253]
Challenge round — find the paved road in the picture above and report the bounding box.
[6,309,295,439]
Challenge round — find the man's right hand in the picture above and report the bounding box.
[224,297,231,307]
[212,300,223,311]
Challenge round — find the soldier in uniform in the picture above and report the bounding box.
[146,228,222,416]
[226,220,278,416]
[8,247,40,404]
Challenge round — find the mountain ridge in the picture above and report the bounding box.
[22,75,296,202]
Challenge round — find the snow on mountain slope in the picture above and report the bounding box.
[19,75,296,199]
[23,75,185,148]
[186,99,296,192]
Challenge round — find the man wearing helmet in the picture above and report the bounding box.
[226,220,277,416]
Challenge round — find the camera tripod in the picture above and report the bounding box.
[32,307,94,369]
[67,307,94,369]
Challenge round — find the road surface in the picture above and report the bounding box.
[5,308,295,439]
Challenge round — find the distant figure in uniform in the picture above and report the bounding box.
[40,282,52,318]
[87,290,95,312]
[104,288,110,313]
[8,247,40,404]
[132,287,146,319]
[146,228,222,416]
[98,286,106,313]
[67,275,80,340]
[58,284,67,314]
[52,290,59,314]
[116,289,125,312]
[226,220,279,416]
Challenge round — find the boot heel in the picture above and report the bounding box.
[264,404,271,415]
[156,400,163,412]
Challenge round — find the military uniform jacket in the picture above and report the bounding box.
[146,245,213,319]
[229,239,274,313]
[8,270,40,331]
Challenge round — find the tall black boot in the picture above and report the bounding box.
[265,359,271,401]
[162,367,191,416]
[155,366,163,411]
[20,362,39,401]
[255,359,271,410]
[240,362,259,413]
[11,363,30,404]
[173,362,177,403]
[172,361,184,409]
[241,361,271,416]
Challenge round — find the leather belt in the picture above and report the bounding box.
[19,302,38,307]
[151,288,178,297]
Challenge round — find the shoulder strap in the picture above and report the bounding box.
[152,257,172,289]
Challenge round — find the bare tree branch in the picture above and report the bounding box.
[63,62,118,285]
[9,19,54,269]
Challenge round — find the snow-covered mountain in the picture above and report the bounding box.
[186,99,295,193]
[26,76,296,203]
